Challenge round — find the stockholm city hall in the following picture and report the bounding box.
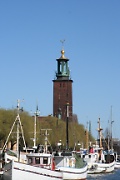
[53,48,73,122]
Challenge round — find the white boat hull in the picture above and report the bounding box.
[56,164,87,179]
[93,161,115,173]
[3,160,62,180]
[87,166,106,174]
[115,161,120,169]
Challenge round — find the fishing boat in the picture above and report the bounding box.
[82,149,106,174]
[3,129,88,180]
[2,101,62,180]
[95,118,115,173]
[54,151,87,179]
[3,153,63,180]
[52,102,87,179]
[82,148,115,173]
[3,148,88,180]
[3,102,88,180]
[81,118,115,174]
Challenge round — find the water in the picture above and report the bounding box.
[87,169,120,179]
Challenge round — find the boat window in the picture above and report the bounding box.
[61,152,72,156]
[89,155,91,158]
[28,158,32,164]
[43,157,48,164]
[35,157,40,164]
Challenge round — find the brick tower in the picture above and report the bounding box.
[53,49,73,121]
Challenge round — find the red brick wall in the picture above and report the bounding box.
[53,80,73,121]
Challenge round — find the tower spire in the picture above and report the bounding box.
[55,46,70,80]
[53,46,73,121]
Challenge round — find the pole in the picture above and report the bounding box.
[98,118,103,148]
[33,105,40,149]
[110,106,114,151]
[86,122,88,150]
[66,103,69,150]
[16,100,20,160]
[33,114,37,148]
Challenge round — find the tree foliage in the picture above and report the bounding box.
[0,109,95,150]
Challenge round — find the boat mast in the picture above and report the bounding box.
[85,122,89,150]
[97,118,103,148]
[107,121,110,150]
[33,104,40,149]
[110,106,114,151]
[41,129,52,153]
[2,99,27,160]
[16,99,20,154]
[66,102,69,150]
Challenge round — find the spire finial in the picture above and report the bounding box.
[60,39,66,58]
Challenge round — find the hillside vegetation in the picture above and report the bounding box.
[0,109,95,150]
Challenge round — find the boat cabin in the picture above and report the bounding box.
[26,153,52,168]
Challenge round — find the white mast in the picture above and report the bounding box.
[40,129,52,153]
[110,106,114,151]
[16,99,20,153]
[33,105,40,149]
[2,99,27,161]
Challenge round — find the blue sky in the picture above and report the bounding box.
[0,0,120,139]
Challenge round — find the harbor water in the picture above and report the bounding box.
[87,168,120,179]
